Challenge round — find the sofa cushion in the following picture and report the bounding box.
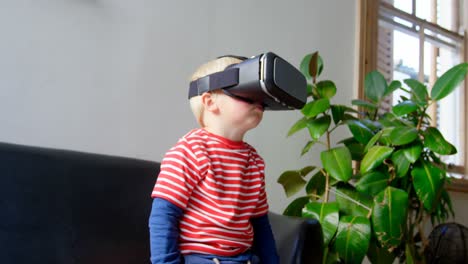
[0,142,159,264]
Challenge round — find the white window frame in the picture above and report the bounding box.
[358,0,468,191]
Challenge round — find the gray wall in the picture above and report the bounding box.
[0,0,359,213]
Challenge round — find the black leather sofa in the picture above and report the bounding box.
[0,142,323,264]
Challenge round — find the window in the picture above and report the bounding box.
[358,0,468,191]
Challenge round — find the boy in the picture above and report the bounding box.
[149,55,280,264]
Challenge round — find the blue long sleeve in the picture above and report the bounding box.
[149,198,278,264]
[149,198,184,264]
[251,214,280,264]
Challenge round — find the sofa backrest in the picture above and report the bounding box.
[0,142,159,264]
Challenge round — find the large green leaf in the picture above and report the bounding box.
[372,187,409,251]
[277,170,306,197]
[347,120,375,144]
[287,117,308,137]
[331,105,346,125]
[321,147,353,182]
[316,80,337,99]
[431,62,468,101]
[360,119,382,131]
[278,166,314,197]
[404,79,428,106]
[283,196,310,217]
[392,101,419,116]
[351,99,378,110]
[379,113,406,127]
[307,115,331,140]
[331,104,358,125]
[402,141,423,163]
[378,127,395,145]
[335,216,371,264]
[423,127,457,155]
[384,80,402,97]
[391,149,411,178]
[356,171,388,196]
[360,146,394,174]
[342,138,366,161]
[302,202,339,246]
[411,161,445,211]
[301,98,330,118]
[306,171,326,198]
[364,130,384,153]
[389,127,418,146]
[365,70,387,103]
[335,185,372,217]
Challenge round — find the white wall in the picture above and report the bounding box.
[0,0,358,213]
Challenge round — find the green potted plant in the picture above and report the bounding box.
[277,52,468,263]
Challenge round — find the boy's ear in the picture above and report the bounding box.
[201,92,219,112]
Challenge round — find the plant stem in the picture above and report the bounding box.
[415,201,424,227]
[418,219,429,250]
[319,168,330,203]
[324,173,330,203]
[421,214,430,248]
[307,193,323,200]
[417,104,431,131]
[416,109,425,131]
[324,131,331,203]
[328,123,341,134]
[407,207,414,246]
[372,108,378,121]
[413,201,430,257]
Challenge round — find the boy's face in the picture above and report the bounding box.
[215,91,264,131]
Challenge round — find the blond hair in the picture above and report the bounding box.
[189,57,243,126]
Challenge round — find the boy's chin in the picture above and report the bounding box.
[245,118,263,131]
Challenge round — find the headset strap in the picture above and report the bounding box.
[188,68,239,99]
[216,54,248,61]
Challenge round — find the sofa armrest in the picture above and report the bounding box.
[268,212,323,264]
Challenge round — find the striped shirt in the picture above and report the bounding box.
[152,128,269,256]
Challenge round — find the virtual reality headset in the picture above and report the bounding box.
[188,52,307,110]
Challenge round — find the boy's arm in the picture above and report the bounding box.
[251,214,280,264]
[149,197,184,264]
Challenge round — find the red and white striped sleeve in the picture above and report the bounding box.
[250,150,269,218]
[151,138,203,209]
